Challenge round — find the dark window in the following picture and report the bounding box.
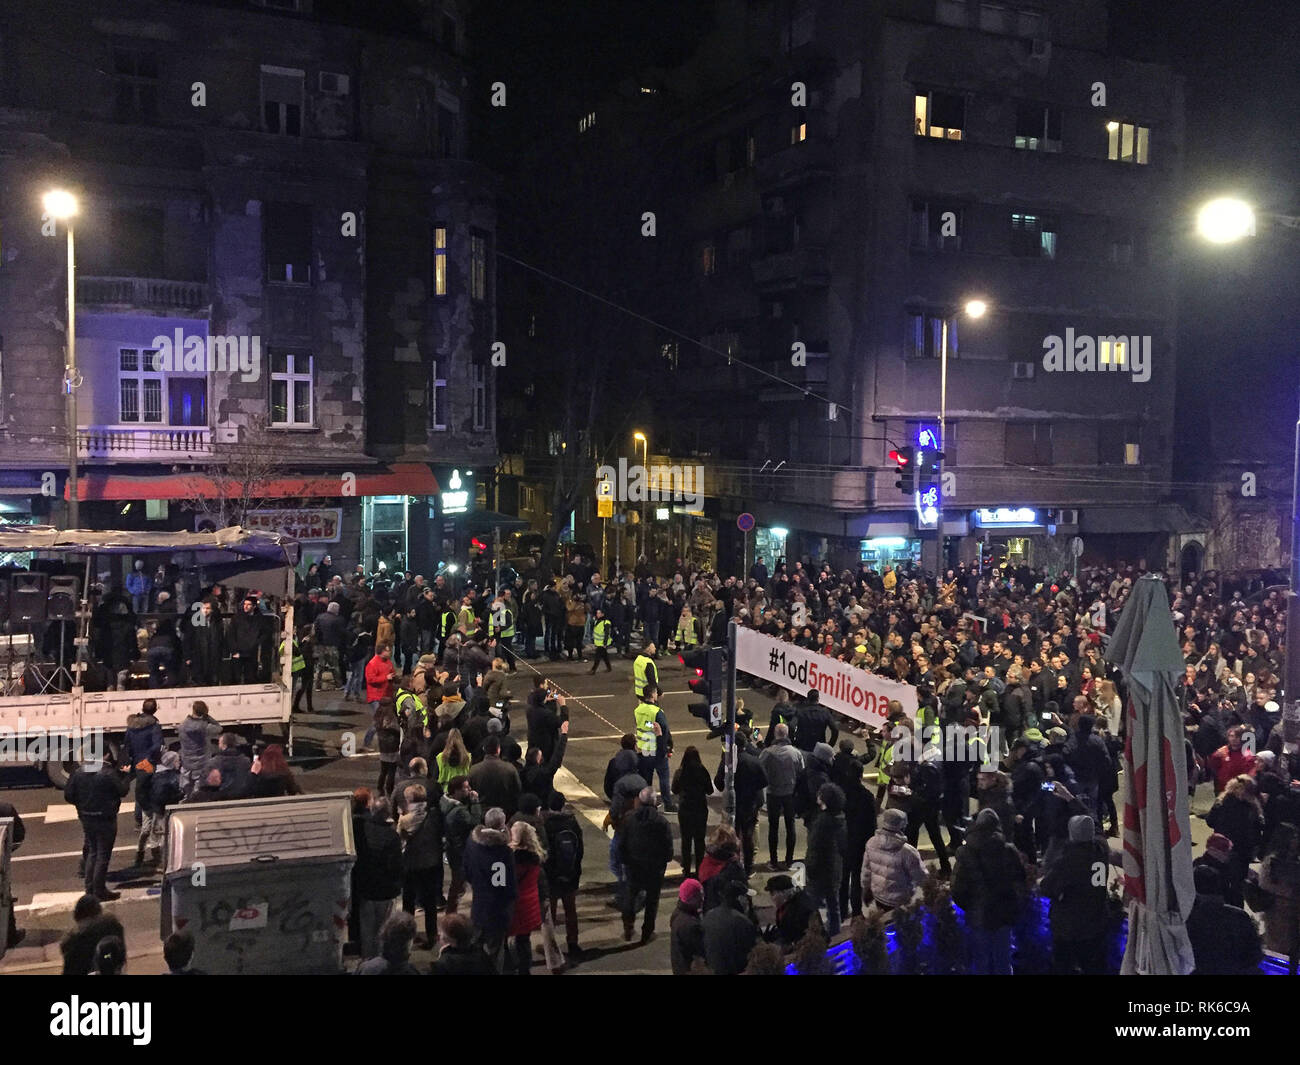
[113,48,159,122]
[264,203,312,284]
[470,230,488,301]
[438,105,458,158]
[1098,422,1140,465]
[168,378,208,427]
[441,14,458,52]
[1014,103,1062,151]
[261,68,303,136]
[1004,422,1052,465]
[106,207,165,277]
[905,312,959,359]
[909,200,963,251]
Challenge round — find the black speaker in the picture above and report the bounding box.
[11,572,47,624]
[47,576,79,621]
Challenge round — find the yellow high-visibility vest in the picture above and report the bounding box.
[633,701,659,757]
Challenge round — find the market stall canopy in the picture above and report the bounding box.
[63,463,439,502]
[0,525,300,566]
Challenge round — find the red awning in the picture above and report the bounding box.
[64,462,439,502]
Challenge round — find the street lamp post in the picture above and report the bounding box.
[634,431,648,563]
[1195,198,1300,712]
[934,299,986,575]
[44,190,79,530]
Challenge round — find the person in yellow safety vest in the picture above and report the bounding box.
[436,603,457,654]
[875,717,914,807]
[395,686,426,732]
[488,597,517,672]
[279,633,307,713]
[633,643,658,699]
[675,607,700,650]
[456,594,476,636]
[632,684,675,810]
[590,609,614,675]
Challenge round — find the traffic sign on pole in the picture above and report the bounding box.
[736,512,755,532]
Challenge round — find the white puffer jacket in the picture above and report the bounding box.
[863,827,927,908]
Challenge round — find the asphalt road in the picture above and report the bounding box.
[0,645,844,975]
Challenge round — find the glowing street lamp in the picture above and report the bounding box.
[1196,197,1256,244]
[633,431,648,560]
[43,189,80,529]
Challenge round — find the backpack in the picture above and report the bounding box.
[549,823,581,884]
[914,761,944,806]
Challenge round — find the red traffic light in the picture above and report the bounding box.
[695,668,704,677]
[889,449,910,466]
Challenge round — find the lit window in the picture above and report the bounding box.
[431,361,447,431]
[269,351,313,427]
[791,122,807,144]
[471,363,487,431]
[1099,339,1127,367]
[578,111,596,133]
[914,90,965,140]
[119,348,164,423]
[433,226,447,296]
[261,65,304,136]
[1010,213,1057,259]
[1107,121,1150,164]
[701,243,716,276]
[470,232,487,301]
[660,341,679,370]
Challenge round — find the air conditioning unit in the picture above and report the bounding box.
[215,426,239,444]
[1030,39,1051,60]
[319,72,350,96]
[1051,508,1079,525]
[1012,361,1035,380]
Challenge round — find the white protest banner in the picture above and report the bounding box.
[734,626,917,726]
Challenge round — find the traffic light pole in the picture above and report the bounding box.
[723,618,738,827]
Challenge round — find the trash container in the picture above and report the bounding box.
[160,792,355,974]
[0,817,13,959]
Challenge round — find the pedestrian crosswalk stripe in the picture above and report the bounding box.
[17,886,155,913]
[44,801,135,825]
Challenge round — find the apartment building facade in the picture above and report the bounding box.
[504,0,1187,575]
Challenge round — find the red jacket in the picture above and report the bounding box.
[1208,746,1256,793]
[697,853,730,884]
[509,854,543,935]
[365,654,396,703]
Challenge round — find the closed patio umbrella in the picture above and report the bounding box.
[1103,573,1196,975]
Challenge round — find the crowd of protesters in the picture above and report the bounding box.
[33,544,1300,975]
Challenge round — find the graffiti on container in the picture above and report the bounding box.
[200,819,298,857]
[194,888,335,961]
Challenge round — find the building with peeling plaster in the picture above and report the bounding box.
[0,0,497,577]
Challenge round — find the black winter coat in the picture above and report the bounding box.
[805,809,847,891]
